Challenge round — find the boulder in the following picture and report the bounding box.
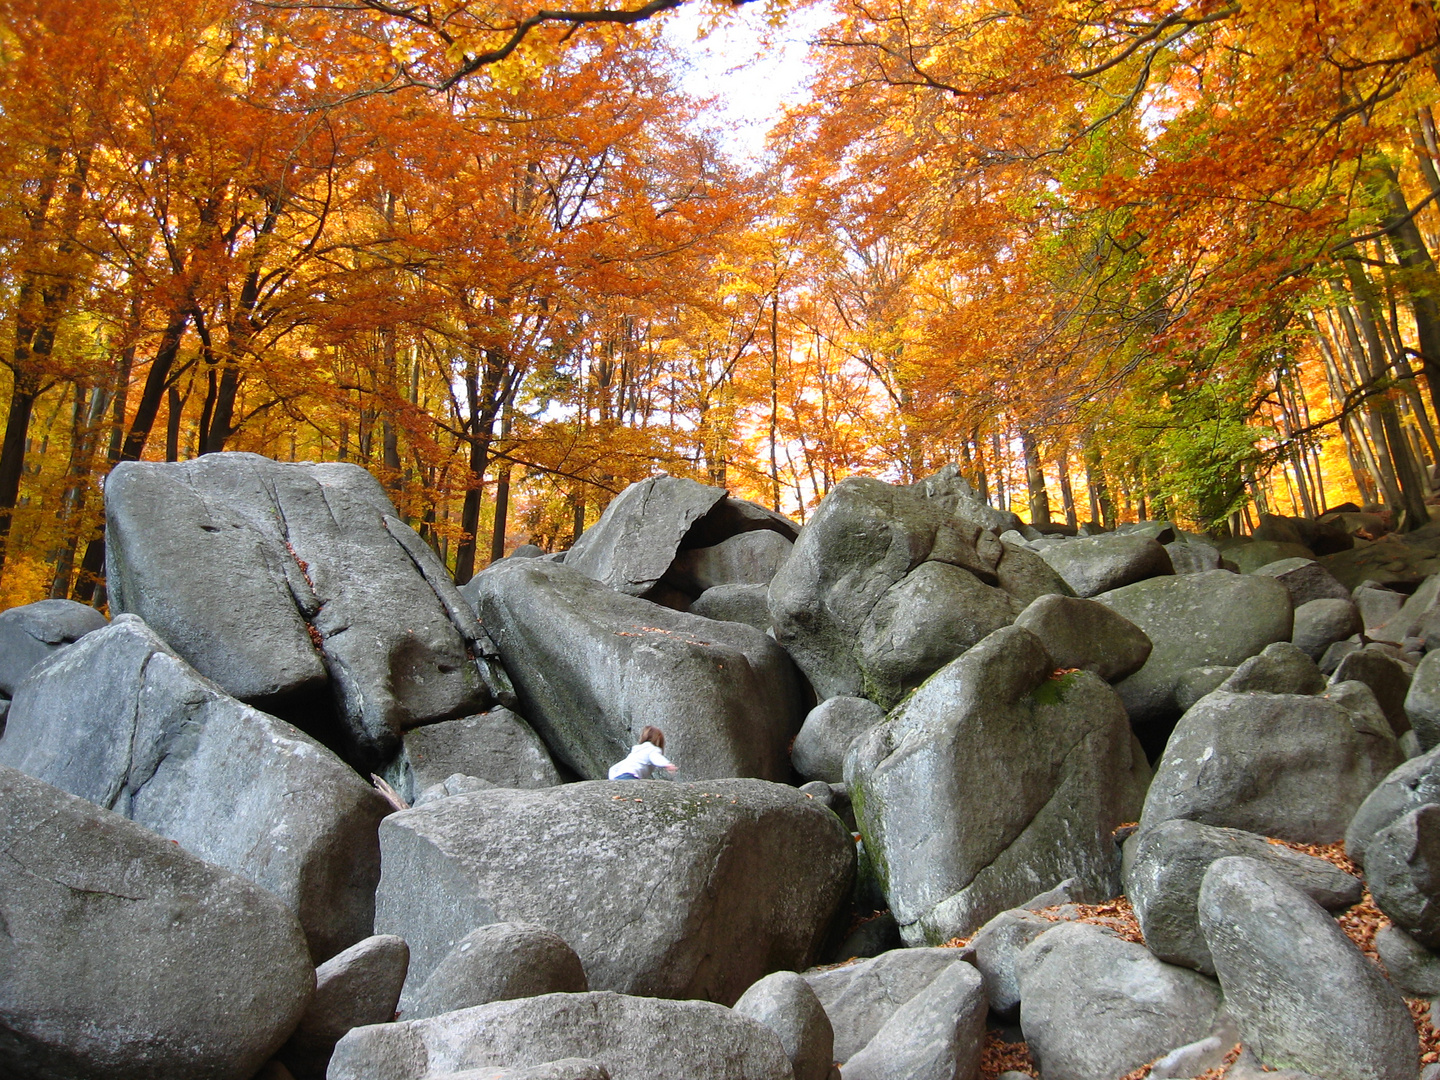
[969,908,1055,1019]
[104,453,494,766]
[1125,819,1362,974]
[847,625,1146,945]
[1368,803,1440,947]
[414,773,497,805]
[1095,570,1293,726]
[0,598,106,697]
[391,707,560,803]
[1034,534,1174,597]
[374,779,853,1006]
[280,934,409,1079]
[800,948,970,1063]
[1165,540,1222,575]
[1226,540,1315,574]
[1017,921,1222,1080]
[665,530,794,595]
[328,992,793,1080]
[1012,593,1152,682]
[1218,641,1325,696]
[1321,536,1440,591]
[1355,582,1407,630]
[1376,924,1440,997]
[792,696,886,785]
[1331,649,1412,736]
[840,960,987,1080]
[992,540,1076,603]
[689,583,772,633]
[0,764,314,1080]
[467,559,803,781]
[1198,856,1418,1079]
[1140,689,1402,844]
[732,972,834,1080]
[1369,572,1440,645]
[1291,598,1361,661]
[403,922,588,1020]
[1347,742,1440,868]
[0,615,389,961]
[1407,650,1440,751]
[1251,558,1351,606]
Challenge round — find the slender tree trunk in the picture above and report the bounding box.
[1056,449,1077,529]
[1022,433,1050,525]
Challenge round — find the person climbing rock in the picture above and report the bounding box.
[608,725,677,780]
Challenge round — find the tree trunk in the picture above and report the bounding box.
[1022,433,1051,525]
[0,377,41,578]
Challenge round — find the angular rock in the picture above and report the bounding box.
[403,922,588,1020]
[0,764,314,1080]
[328,992,793,1080]
[732,971,834,1080]
[392,707,559,804]
[1096,570,1293,726]
[1356,582,1407,630]
[104,453,493,765]
[1165,540,1222,575]
[1291,598,1361,661]
[792,696,886,785]
[689,582,772,633]
[374,779,853,1006]
[970,908,1054,1020]
[1407,650,1440,752]
[1125,819,1362,974]
[840,960,987,1080]
[1198,856,1417,1079]
[0,598,106,697]
[1140,689,1402,844]
[468,559,803,781]
[1034,534,1174,598]
[1218,641,1325,695]
[1012,593,1152,683]
[848,625,1146,945]
[1368,803,1440,947]
[0,615,388,961]
[1376,924,1440,997]
[1017,921,1222,1080]
[666,530,794,595]
[1331,648,1413,736]
[281,934,409,1079]
[1252,557,1351,606]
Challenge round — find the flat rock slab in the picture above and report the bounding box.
[466,559,803,781]
[328,992,793,1080]
[104,452,493,765]
[374,779,854,1005]
[0,615,389,961]
[0,764,314,1080]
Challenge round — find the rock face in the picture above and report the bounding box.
[403,922,588,1020]
[0,598,106,698]
[791,696,886,785]
[848,626,1146,945]
[392,707,560,803]
[732,971,834,1080]
[1197,856,1418,1079]
[0,764,315,1080]
[970,908,1055,1019]
[1140,689,1402,844]
[1125,819,1362,973]
[104,452,494,766]
[1017,921,1223,1080]
[1012,594,1152,682]
[1331,649,1413,736]
[1368,803,1440,947]
[840,959,988,1080]
[280,934,409,1079]
[1034,534,1174,597]
[1095,570,1293,726]
[374,780,854,1006]
[0,615,389,961]
[328,992,794,1080]
[467,559,803,781]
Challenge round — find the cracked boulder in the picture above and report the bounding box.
[0,764,315,1080]
[847,625,1148,945]
[0,615,389,961]
[466,559,803,781]
[104,452,497,767]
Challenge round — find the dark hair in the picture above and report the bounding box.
[639,726,665,750]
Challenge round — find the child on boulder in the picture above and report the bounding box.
[608,726,678,780]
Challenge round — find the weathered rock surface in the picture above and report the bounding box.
[1198,856,1418,1079]
[1368,803,1440,947]
[280,934,409,1079]
[0,615,388,961]
[732,971,834,1080]
[848,625,1146,945]
[104,452,494,765]
[1034,534,1174,597]
[392,707,559,803]
[403,922,588,1020]
[1291,598,1361,661]
[840,959,987,1080]
[0,598,106,698]
[1173,666,1235,712]
[1017,921,1223,1080]
[791,695,886,785]
[468,559,803,781]
[1347,742,1440,868]
[328,992,793,1080]
[1140,689,1402,844]
[0,764,314,1080]
[666,530,794,595]
[1125,819,1362,974]
[689,582,772,633]
[1012,593,1152,682]
[374,779,853,1005]
[1096,570,1293,726]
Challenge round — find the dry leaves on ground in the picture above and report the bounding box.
[978,1031,1035,1079]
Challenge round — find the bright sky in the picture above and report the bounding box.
[660,1,835,163]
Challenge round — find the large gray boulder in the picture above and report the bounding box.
[1166,539,1222,575]
[791,695,886,785]
[1331,649,1413,736]
[1034,534,1174,597]
[1125,819,1362,974]
[0,615,389,961]
[1252,557,1351,606]
[732,972,834,1080]
[1140,689,1402,844]
[403,922,588,1020]
[0,764,314,1080]
[1017,921,1222,1080]
[328,992,793,1080]
[1368,803,1440,947]
[1198,856,1418,1079]
[374,779,853,1006]
[689,582,772,633]
[800,948,971,1063]
[1347,742,1440,868]
[666,530,794,595]
[466,559,803,781]
[1291,598,1361,661]
[563,475,728,597]
[1218,641,1326,696]
[840,960,988,1080]
[1012,594,1152,683]
[1095,570,1293,726]
[1374,924,1440,997]
[104,453,495,766]
[391,707,560,803]
[1408,650,1440,751]
[970,908,1055,1019]
[848,625,1147,945]
[280,934,409,1079]
[0,598,106,698]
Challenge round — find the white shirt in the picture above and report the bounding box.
[608,741,673,780]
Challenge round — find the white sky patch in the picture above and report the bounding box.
[661,1,834,163]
